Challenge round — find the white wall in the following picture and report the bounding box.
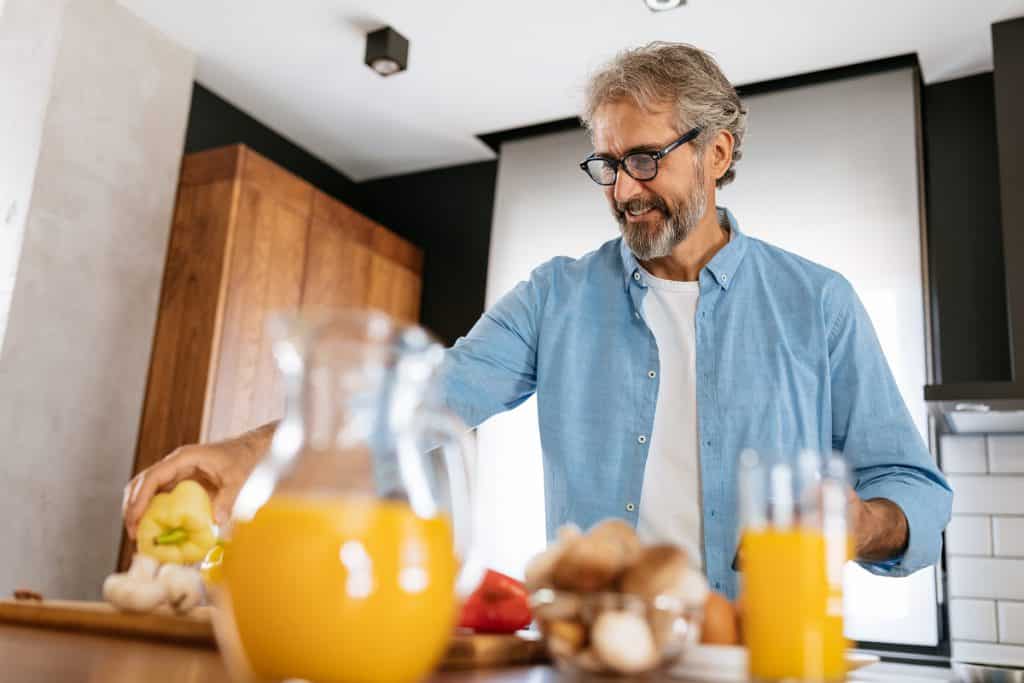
[0,0,65,348]
[480,68,937,646]
[0,0,194,599]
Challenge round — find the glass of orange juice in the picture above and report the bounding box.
[210,311,476,683]
[738,450,851,682]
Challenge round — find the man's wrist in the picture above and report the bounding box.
[856,497,909,562]
[236,421,276,465]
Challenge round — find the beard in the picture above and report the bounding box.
[614,161,708,261]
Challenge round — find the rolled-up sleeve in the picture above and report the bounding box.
[439,260,557,429]
[827,276,953,577]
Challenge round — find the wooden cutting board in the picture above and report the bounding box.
[443,629,547,670]
[0,599,215,646]
[0,600,548,669]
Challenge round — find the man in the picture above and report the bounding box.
[124,43,952,598]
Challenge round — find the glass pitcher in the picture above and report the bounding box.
[211,310,476,683]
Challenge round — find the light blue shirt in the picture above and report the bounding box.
[440,207,952,598]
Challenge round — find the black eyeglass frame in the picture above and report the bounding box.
[579,126,703,185]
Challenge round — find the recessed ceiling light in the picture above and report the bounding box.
[365,26,409,77]
[644,0,686,11]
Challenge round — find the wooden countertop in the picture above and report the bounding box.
[0,622,559,683]
[1,621,950,683]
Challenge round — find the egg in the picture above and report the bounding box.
[700,591,740,645]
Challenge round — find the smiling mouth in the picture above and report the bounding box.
[624,207,660,222]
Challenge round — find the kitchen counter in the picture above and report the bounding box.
[0,622,958,683]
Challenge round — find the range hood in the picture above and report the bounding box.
[926,17,1024,432]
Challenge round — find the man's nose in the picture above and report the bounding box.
[613,168,643,204]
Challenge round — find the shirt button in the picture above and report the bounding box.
[633,272,641,281]
[634,311,641,319]
[638,435,647,444]
[626,503,636,512]
[721,273,728,282]
[648,370,656,379]
[704,440,712,447]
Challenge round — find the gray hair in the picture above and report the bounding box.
[582,42,748,188]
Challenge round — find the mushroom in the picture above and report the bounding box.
[615,545,713,653]
[524,524,581,592]
[572,648,606,673]
[552,519,641,592]
[590,609,659,674]
[532,589,582,622]
[127,553,160,581]
[545,619,587,658]
[157,563,203,614]
[618,544,688,600]
[102,554,167,613]
[551,538,620,592]
[670,566,711,610]
[587,519,643,566]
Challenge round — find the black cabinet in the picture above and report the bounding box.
[923,72,1010,385]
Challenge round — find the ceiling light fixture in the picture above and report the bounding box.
[644,0,686,11]
[365,26,408,77]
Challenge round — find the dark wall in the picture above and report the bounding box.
[183,83,496,346]
[922,72,1010,383]
[184,83,364,212]
[184,71,1011,365]
[359,161,498,346]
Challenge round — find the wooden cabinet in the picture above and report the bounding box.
[129,142,423,489]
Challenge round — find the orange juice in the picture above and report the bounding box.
[741,528,850,681]
[222,495,458,683]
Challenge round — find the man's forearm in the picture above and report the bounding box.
[854,498,909,562]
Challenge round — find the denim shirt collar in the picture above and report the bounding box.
[619,206,749,292]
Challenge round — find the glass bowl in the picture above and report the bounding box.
[530,588,703,677]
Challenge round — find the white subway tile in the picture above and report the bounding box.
[949,557,1024,600]
[989,436,1024,473]
[941,435,988,474]
[994,518,1024,557]
[949,599,998,641]
[999,602,1024,644]
[953,641,1024,667]
[947,516,993,556]
[950,476,1024,515]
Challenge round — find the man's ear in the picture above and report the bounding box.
[708,129,735,183]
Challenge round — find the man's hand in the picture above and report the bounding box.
[122,423,275,539]
[848,490,909,562]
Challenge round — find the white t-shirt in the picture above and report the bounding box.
[635,266,704,570]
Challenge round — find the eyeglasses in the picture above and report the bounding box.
[579,126,702,186]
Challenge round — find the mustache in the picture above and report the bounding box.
[615,195,669,216]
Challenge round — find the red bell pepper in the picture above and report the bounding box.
[458,569,532,633]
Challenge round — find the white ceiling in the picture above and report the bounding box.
[121,0,1024,182]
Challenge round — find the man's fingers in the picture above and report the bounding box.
[123,450,200,533]
[212,491,235,527]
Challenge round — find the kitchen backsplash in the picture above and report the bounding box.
[941,434,1024,667]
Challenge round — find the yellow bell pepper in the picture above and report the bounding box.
[137,480,216,564]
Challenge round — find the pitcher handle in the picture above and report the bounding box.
[419,411,483,599]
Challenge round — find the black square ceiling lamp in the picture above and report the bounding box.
[644,0,686,10]
[365,26,409,76]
